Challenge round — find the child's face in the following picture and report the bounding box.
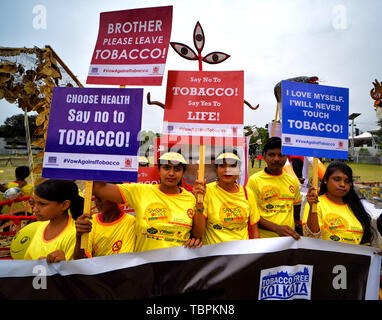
[31,194,69,221]
[94,196,118,213]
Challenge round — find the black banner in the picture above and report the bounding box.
[0,237,380,300]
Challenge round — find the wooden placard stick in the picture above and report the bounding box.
[81,84,126,249]
[311,157,319,214]
[197,144,205,203]
[271,102,279,137]
[80,180,94,249]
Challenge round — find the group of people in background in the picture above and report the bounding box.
[1,136,381,263]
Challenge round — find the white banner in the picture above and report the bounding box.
[282,133,348,151]
[88,63,165,78]
[163,122,244,138]
[43,152,138,171]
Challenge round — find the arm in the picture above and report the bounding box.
[191,179,206,239]
[305,187,320,234]
[184,179,206,248]
[250,223,260,239]
[73,213,92,260]
[258,217,300,240]
[93,181,124,204]
[293,204,302,235]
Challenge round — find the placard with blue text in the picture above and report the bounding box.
[281,81,349,159]
[42,87,143,181]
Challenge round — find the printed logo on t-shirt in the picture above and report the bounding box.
[323,213,362,244]
[289,185,295,194]
[260,186,280,203]
[144,202,171,226]
[112,240,123,252]
[219,202,246,228]
[324,213,348,233]
[187,208,194,219]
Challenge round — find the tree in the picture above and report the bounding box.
[244,125,269,155]
[0,113,37,140]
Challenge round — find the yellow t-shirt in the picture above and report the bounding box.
[246,169,301,238]
[24,215,76,260]
[202,181,260,245]
[86,212,136,257]
[302,194,364,245]
[1,182,33,214]
[118,184,196,252]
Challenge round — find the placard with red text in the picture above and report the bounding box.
[86,6,173,86]
[162,70,244,145]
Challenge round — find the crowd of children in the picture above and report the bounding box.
[1,137,381,264]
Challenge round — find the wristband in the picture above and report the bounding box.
[195,205,204,213]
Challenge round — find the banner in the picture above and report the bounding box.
[281,81,349,159]
[162,70,244,146]
[42,87,143,182]
[86,6,173,86]
[0,237,379,301]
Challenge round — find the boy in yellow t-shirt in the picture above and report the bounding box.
[74,195,135,258]
[246,137,301,239]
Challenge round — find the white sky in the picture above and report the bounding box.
[1,0,381,134]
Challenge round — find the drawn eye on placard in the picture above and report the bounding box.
[203,52,230,64]
[170,42,198,60]
[193,21,205,53]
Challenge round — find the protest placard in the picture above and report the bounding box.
[162,70,244,146]
[281,81,349,159]
[42,87,143,182]
[86,6,173,86]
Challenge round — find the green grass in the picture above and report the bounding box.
[2,156,382,187]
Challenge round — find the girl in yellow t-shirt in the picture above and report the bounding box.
[303,162,374,245]
[74,193,136,258]
[24,180,84,262]
[192,151,260,245]
[92,152,203,252]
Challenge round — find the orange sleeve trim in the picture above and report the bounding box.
[117,185,128,205]
[250,217,260,226]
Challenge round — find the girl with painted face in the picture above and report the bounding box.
[92,151,203,252]
[24,180,84,263]
[192,150,260,245]
[303,162,375,245]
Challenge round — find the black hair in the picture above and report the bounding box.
[34,179,84,220]
[15,166,30,181]
[319,162,373,244]
[262,137,282,155]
